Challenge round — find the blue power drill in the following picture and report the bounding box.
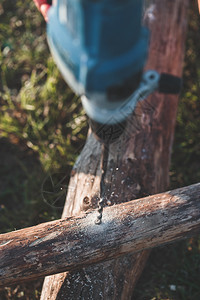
[47,0,181,143]
[47,0,181,223]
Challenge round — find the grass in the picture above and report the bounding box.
[0,0,200,299]
[0,0,87,231]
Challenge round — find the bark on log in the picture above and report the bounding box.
[41,0,189,299]
[0,183,200,288]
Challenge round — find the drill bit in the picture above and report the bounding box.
[95,143,109,225]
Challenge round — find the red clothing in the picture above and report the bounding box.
[33,0,51,22]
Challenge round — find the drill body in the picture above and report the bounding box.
[47,0,149,134]
[47,0,181,143]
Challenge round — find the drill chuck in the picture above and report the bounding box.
[89,118,127,144]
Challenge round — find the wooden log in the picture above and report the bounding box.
[1,183,199,288]
[41,0,189,299]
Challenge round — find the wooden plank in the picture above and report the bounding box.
[1,183,199,288]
